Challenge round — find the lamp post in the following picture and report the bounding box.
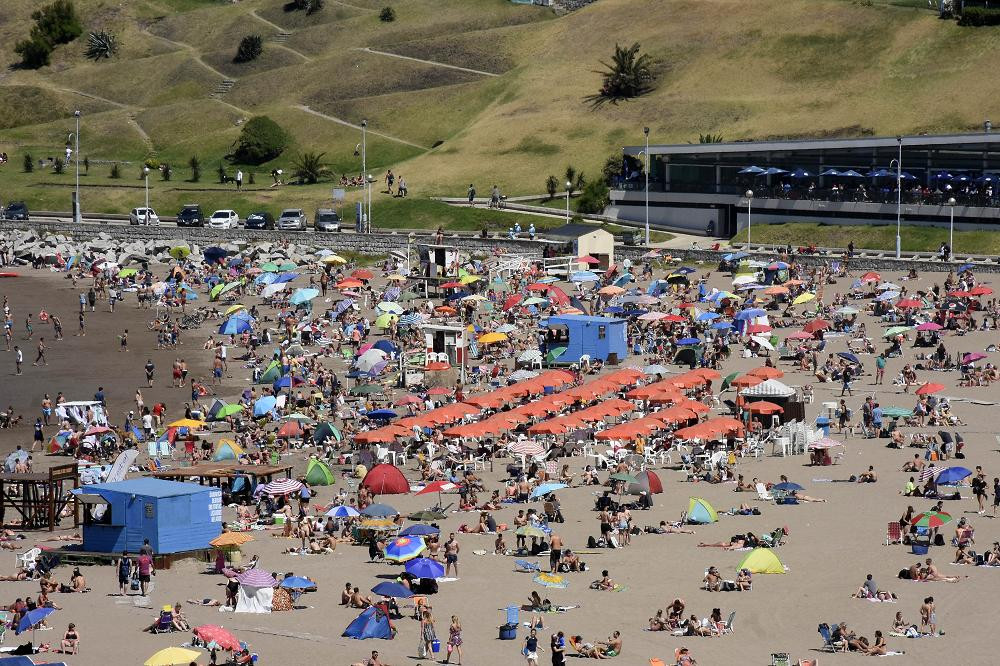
[643,126,650,246]
[565,181,572,223]
[893,135,902,259]
[360,119,367,232]
[947,196,956,257]
[745,189,753,247]
[73,110,81,223]
[366,174,374,232]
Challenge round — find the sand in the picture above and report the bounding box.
[0,263,996,666]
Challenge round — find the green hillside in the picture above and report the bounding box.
[0,0,998,223]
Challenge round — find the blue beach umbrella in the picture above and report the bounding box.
[738,166,766,174]
[384,536,426,562]
[17,607,55,634]
[405,557,445,579]
[219,318,252,335]
[253,395,277,417]
[281,576,317,590]
[400,524,440,537]
[530,483,568,499]
[326,505,360,518]
[935,467,972,485]
[371,581,413,598]
[677,337,700,345]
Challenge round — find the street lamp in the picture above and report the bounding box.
[367,174,374,232]
[143,166,150,211]
[892,135,902,259]
[643,126,650,246]
[360,119,367,233]
[947,196,956,257]
[73,110,81,223]
[745,189,753,247]
[565,181,572,223]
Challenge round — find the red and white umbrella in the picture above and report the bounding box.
[919,465,942,481]
[510,440,545,457]
[415,481,457,496]
[808,437,844,450]
[257,478,303,496]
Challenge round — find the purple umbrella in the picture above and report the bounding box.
[236,568,277,587]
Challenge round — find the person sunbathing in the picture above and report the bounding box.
[571,635,608,659]
[857,466,878,483]
[590,570,614,590]
[649,609,668,631]
[597,631,622,657]
[703,567,721,592]
[789,491,827,503]
[349,587,374,607]
[953,544,975,565]
[186,598,222,606]
[683,615,711,637]
[735,569,752,591]
[652,521,695,534]
[921,558,961,582]
[697,535,746,549]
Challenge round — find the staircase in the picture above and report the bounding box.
[272,32,291,43]
[210,79,236,98]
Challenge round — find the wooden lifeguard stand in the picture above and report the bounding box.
[0,463,79,531]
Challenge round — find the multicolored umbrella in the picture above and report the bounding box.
[384,536,426,562]
[910,510,953,529]
[533,572,568,588]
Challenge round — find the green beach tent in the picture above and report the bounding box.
[737,547,786,574]
[686,497,718,524]
[306,458,335,486]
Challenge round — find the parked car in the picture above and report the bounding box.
[244,211,275,230]
[208,209,240,229]
[176,204,205,227]
[314,208,341,232]
[2,202,28,221]
[276,208,307,231]
[129,207,160,225]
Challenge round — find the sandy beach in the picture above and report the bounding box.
[0,258,997,666]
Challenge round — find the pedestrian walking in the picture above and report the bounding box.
[145,359,155,387]
[467,183,476,206]
[77,311,85,337]
[33,337,47,366]
[875,352,886,385]
[841,364,853,396]
[119,329,128,352]
[236,169,243,191]
[14,345,21,375]
[24,313,32,339]
[41,394,52,426]
[52,315,63,340]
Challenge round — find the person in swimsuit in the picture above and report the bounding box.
[443,615,462,665]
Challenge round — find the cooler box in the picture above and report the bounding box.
[498,623,517,640]
[912,544,929,555]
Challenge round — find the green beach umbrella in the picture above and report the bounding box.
[609,472,638,483]
[721,371,740,392]
[169,246,190,260]
[545,347,567,364]
[260,262,280,273]
[880,406,913,419]
[516,526,547,538]
[216,404,243,418]
[118,268,138,278]
[883,326,913,338]
[400,290,419,301]
[278,261,297,271]
[375,313,399,329]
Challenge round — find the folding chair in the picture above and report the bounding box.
[885,522,902,546]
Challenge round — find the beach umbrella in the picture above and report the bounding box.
[738,165,766,174]
[609,472,639,484]
[915,322,942,331]
[385,536,426,562]
[193,625,240,651]
[836,352,861,366]
[533,573,568,588]
[915,382,945,396]
[252,395,277,417]
[911,510,952,529]
[570,271,600,283]
[883,326,913,338]
[676,337,700,346]
[530,483,568,499]
[376,302,404,315]
[792,292,815,305]
[516,526,547,538]
[280,576,317,590]
[16,607,55,635]
[808,437,844,449]
[935,467,972,485]
[290,288,320,305]
[371,581,413,598]
[374,313,398,329]
[963,352,987,363]
[772,481,804,492]
[362,503,399,518]
[406,557,445,579]
[876,291,900,302]
[400,524,440,538]
[545,347,567,363]
[478,332,508,344]
[257,478,303,497]
[350,385,384,397]
[326,505,360,518]
[643,364,669,375]
[219,317,252,335]
[144,647,201,666]
[209,532,254,548]
[510,440,545,457]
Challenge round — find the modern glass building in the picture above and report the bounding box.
[610,131,1000,238]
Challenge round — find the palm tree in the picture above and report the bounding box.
[292,151,330,184]
[592,42,655,104]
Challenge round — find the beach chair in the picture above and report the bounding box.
[720,610,736,634]
[817,624,842,652]
[770,654,790,666]
[152,611,174,633]
[885,522,902,546]
[15,547,41,570]
[514,559,540,573]
[755,483,774,501]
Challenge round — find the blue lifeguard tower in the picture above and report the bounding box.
[543,315,628,364]
[74,478,222,554]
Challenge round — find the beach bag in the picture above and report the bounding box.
[934,534,945,547]
[898,568,911,579]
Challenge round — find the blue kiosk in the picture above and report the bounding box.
[543,315,628,365]
[74,478,222,554]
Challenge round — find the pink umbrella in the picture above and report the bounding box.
[915,322,942,331]
[963,352,987,363]
[785,331,813,340]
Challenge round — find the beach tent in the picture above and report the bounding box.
[628,470,664,495]
[305,458,335,486]
[686,497,718,524]
[213,439,244,462]
[258,361,281,385]
[361,464,409,495]
[235,569,276,613]
[737,547,786,574]
[343,604,395,640]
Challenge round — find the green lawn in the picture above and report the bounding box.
[743,222,1000,255]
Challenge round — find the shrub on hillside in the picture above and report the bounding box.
[234,35,263,63]
[958,7,1000,25]
[218,162,228,184]
[23,154,33,173]
[14,0,83,69]
[545,175,558,200]
[110,162,121,179]
[231,116,289,165]
[84,30,119,60]
[54,156,65,174]
[287,0,324,14]
[577,180,610,214]
[189,156,201,182]
[380,6,396,21]
[161,163,172,181]
[590,42,655,105]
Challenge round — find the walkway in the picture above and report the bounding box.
[293,105,430,150]
[354,47,500,78]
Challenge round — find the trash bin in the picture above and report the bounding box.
[912,543,929,555]
[815,416,830,437]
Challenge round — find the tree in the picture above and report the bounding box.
[231,116,289,165]
[564,166,576,195]
[53,156,64,174]
[234,34,263,63]
[545,175,558,200]
[188,156,201,182]
[601,154,622,186]
[161,163,171,181]
[217,162,228,184]
[292,151,330,184]
[574,171,586,194]
[290,0,324,14]
[110,162,121,179]
[15,0,82,69]
[23,154,33,173]
[84,30,119,60]
[576,180,610,214]
[380,6,396,21]
[592,42,655,104]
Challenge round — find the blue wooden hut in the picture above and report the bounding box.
[543,315,628,364]
[74,478,222,554]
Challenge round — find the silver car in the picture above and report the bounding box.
[314,208,341,232]
[129,207,159,225]
[277,208,307,231]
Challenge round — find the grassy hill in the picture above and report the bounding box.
[0,0,998,225]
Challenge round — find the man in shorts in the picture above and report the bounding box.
[136,549,154,596]
[444,532,460,578]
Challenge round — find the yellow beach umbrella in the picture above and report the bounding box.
[224,304,246,316]
[792,292,816,305]
[321,254,346,265]
[459,275,481,284]
[386,274,408,282]
[478,332,508,344]
[145,647,201,666]
[167,418,206,429]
